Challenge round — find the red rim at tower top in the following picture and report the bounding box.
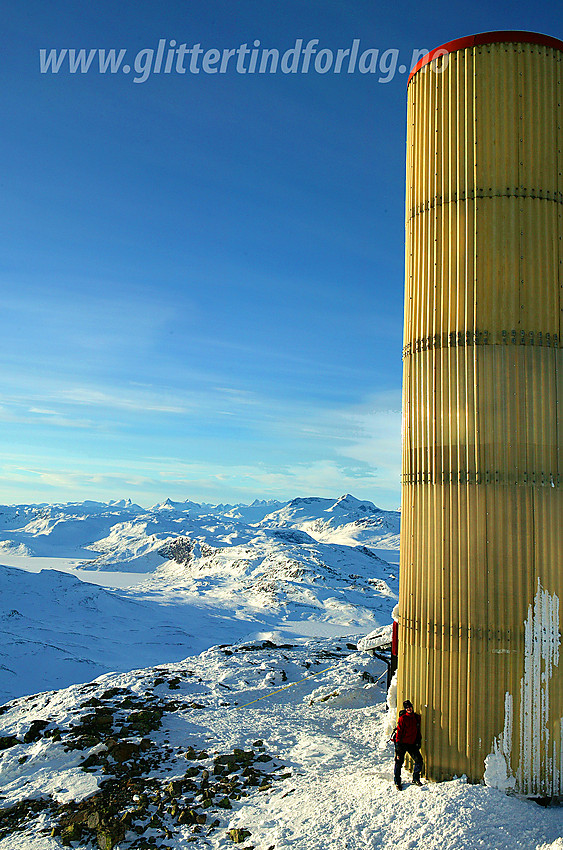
[408,30,563,84]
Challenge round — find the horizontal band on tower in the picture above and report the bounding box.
[399,619,525,649]
[407,190,563,224]
[400,619,517,639]
[403,329,561,358]
[401,470,560,487]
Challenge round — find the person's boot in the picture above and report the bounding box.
[412,774,422,786]
[394,777,402,790]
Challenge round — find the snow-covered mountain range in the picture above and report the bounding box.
[0,494,399,565]
[0,495,399,703]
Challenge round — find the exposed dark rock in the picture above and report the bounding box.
[228,827,252,842]
[108,741,141,763]
[81,697,103,708]
[122,709,163,735]
[100,688,128,701]
[23,719,50,743]
[60,821,83,845]
[0,735,19,750]
[164,779,183,797]
[177,807,197,824]
[236,640,293,652]
[81,752,103,769]
[158,537,199,565]
[82,710,114,730]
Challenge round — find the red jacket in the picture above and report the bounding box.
[395,710,421,745]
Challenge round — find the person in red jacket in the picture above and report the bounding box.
[392,699,423,789]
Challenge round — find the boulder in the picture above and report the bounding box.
[227,827,252,843]
[23,719,49,743]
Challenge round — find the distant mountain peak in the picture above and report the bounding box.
[250,498,280,507]
[328,494,379,513]
[108,498,135,508]
[288,497,327,507]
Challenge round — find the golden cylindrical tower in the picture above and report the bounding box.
[399,31,563,795]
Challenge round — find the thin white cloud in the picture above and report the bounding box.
[59,387,188,414]
[0,407,94,430]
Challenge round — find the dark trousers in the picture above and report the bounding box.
[394,743,423,783]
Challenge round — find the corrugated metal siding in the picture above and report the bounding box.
[400,40,563,794]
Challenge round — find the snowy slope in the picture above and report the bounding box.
[0,530,396,703]
[0,564,237,704]
[0,502,144,559]
[1,638,562,850]
[150,525,397,616]
[260,494,400,548]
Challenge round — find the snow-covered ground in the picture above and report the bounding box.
[1,495,562,848]
[1,639,562,849]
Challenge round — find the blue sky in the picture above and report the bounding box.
[1,0,561,508]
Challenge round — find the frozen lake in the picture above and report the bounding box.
[0,553,149,589]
